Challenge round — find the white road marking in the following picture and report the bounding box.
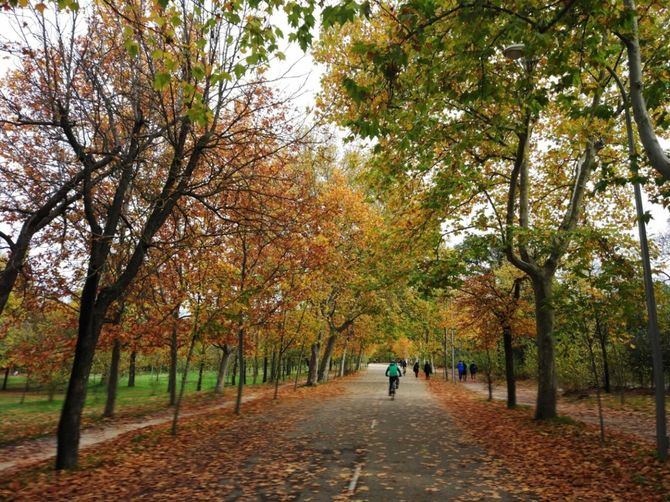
[348,464,362,494]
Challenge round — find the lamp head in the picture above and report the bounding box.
[503,43,526,61]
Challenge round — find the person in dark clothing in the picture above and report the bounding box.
[469,362,478,381]
[400,359,408,375]
[457,360,465,381]
[423,361,432,380]
[413,361,420,378]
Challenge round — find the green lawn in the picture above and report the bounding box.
[0,369,294,446]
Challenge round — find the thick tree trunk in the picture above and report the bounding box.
[2,367,9,390]
[262,354,268,383]
[503,325,516,408]
[56,267,105,469]
[532,275,557,420]
[103,338,121,418]
[215,345,233,394]
[127,350,136,387]
[318,334,337,383]
[306,342,320,386]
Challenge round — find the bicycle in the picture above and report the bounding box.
[389,377,399,400]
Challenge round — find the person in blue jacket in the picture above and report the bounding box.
[457,360,466,381]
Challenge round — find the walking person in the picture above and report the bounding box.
[423,361,432,380]
[469,362,478,382]
[457,360,465,382]
[413,361,420,378]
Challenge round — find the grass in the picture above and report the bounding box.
[0,369,298,446]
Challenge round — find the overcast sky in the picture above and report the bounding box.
[1,8,668,242]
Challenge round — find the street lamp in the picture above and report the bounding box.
[503,43,535,74]
[503,43,525,61]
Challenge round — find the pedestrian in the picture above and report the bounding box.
[401,359,408,375]
[457,360,465,381]
[423,361,432,380]
[413,361,420,378]
[469,362,478,382]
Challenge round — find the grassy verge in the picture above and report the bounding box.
[0,370,309,446]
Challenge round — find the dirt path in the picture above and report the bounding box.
[287,364,528,500]
[0,387,274,474]
[462,380,658,442]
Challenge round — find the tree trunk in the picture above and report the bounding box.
[270,348,277,383]
[503,325,516,408]
[262,353,268,383]
[596,319,611,393]
[128,350,136,387]
[56,268,106,470]
[318,333,337,383]
[532,275,557,420]
[294,342,306,390]
[2,367,9,390]
[356,344,363,371]
[307,341,320,386]
[235,327,245,414]
[20,372,30,404]
[215,345,233,394]
[486,350,493,401]
[339,342,347,378]
[231,355,237,386]
[171,330,198,435]
[168,309,179,406]
[103,338,121,418]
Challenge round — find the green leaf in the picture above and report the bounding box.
[153,72,171,90]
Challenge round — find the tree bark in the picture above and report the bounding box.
[502,325,516,408]
[595,318,611,393]
[339,342,347,378]
[103,338,121,417]
[127,350,136,387]
[214,344,233,394]
[532,275,557,420]
[196,359,204,392]
[235,327,245,414]
[55,265,105,470]
[306,341,320,386]
[171,330,197,435]
[2,367,9,390]
[318,333,337,383]
[168,309,179,406]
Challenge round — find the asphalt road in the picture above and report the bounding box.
[290,363,522,501]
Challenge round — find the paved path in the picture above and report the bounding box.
[0,390,265,474]
[289,364,521,500]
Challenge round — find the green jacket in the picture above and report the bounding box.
[385,363,401,378]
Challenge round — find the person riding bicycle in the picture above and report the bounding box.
[385,360,402,395]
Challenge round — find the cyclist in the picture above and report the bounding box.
[385,360,402,396]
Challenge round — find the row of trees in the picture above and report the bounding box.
[317,0,670,421]
[0,0,421,470]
